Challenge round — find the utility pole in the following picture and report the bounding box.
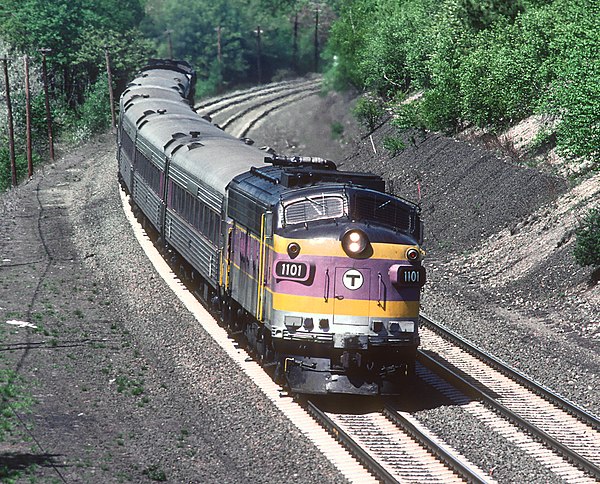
[254,26,263,84]
[216,25,223,92]
[314,7,319,72]
[292,12,298,73]
[24,54,33,178]
[104,47,116,130]
[216,25,222,65]
[165,30,173,59]
[40,48,55,161]
[1,56,17,186]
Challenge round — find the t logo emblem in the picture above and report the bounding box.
[342,269,364,290]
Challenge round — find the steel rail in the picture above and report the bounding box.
[195,79,319,114]
[218,86,321,131]
[382,405,489,484]
[420,313,600,430]
[417,349,600,480]
[235,91,321,139]
[305,400,398,483]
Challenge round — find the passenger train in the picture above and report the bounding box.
[117,59,426,395]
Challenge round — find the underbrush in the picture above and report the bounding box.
[1,75,112,190]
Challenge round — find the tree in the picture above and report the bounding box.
[0,0,152,105]
[574,208,600,268]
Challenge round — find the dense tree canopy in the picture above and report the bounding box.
[0,0,152,102]
[142,0,338,94]
[1,0,597,189]
[326,0,599,166]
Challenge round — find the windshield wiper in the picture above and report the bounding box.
[304,197,323,215]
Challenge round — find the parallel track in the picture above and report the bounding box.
[195,78,320,115]
[306,400,491,483]
[195,78,322,139]
[419,314,600,482]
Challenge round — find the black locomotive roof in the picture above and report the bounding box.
[228,156,387,207]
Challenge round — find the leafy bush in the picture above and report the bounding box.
[330,121,344,139]
[353,96,385,132]
[357,0,435,97]
[573,208,600,267]
[458,18,544,129]
[0,366,29,442]
[383,135,405,156]
[325,0,374,89]
[541,0,600,163]
[416,2,468,131]
[0,145,30,191]
[62,74,113,144]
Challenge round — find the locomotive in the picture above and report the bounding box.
[117,59,426,395]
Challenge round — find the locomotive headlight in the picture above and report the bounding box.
[406,247,420,262]
[342,229,369,257]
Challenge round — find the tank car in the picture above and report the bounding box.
[117,59,426,395]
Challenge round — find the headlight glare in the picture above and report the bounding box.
[342,229,369,257]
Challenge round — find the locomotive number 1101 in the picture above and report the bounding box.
[397,267,426,286]
[274,260,309,281]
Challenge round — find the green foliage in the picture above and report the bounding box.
[0,365,29,441]
[458,18,541,129]
[0,0,152,99]
[383,135,405,156]
[418,1,470,130]
[540,0,600,163]
[0,0,155,191]
[357,0,436,96]
[324,0,374,89]
[330,121,344,139]
[0,145,30,191]
[573,208,600,267]
[143,464,167,482]
[69,75,113,143]
[353,96,385,132]
[327,0,599,166]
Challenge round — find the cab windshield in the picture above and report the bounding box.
[280,192,347,226]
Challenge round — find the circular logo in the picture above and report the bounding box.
[343,269,364,290]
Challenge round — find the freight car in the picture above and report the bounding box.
[117,59,426,395]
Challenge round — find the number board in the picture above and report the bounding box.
[398,267,426,286]
[274,260,310,282]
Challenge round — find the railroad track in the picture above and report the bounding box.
[195,77,322,138]
[419,314,600,483]
[306,399,492,483]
